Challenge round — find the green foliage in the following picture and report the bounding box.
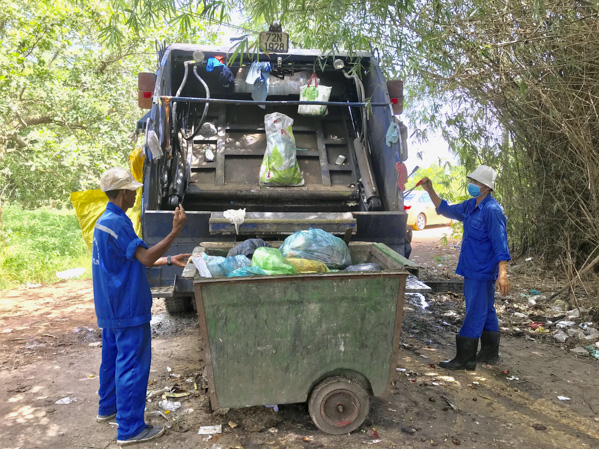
[406,161,469,205]
[0,204,91,290]
[0,0,219,208]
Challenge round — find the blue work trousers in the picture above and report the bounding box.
[98,323,151,440]
[459,278,499,338]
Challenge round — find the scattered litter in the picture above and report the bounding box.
[158,399,182,411]
[553,331,568,343]
[89,341,102,347]
[556,321,576,329]
[198,425,223,435]
[527,322,544,331]
[530,289,541,295]
[532,423,547,431]
[228,421,238,429]
[268,428,278,434]
[396,368,407,372]
[223,209,246,234]
[506,376,519,381]
[525,257,533,262]
[440,395,458,412]
[567,309,581,319]
[26,282,42,288]
[55,397,76,405]
[570,347,589,356]
[557,396,570,401]
[401,426,417,434]
[584,345,599,358]
[165,391,190,398]
[567,329,586,339]
[148,410,169,420]
[1,329,12,333]
[265,404,279,412]
[56,268,86,280]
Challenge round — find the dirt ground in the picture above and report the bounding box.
[1,226,599,449]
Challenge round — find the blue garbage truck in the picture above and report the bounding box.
[136,41,412,314]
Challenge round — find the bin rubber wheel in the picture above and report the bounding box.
[308,376,370,435]
[165,296,193,315]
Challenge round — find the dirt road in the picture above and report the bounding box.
[1,229,598,448]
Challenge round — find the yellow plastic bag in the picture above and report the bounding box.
[285,258,330,273]
[70,148,145,251]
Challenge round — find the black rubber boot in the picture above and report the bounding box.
[439,335,478,371]
[476,330,500,365]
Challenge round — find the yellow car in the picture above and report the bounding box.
[404,191,452,230]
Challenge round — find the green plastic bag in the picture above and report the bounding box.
[259,112,304,186]
[298,74,332,117]
[251,247,297,275]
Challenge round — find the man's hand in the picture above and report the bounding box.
[496,274,510,297]
[496,260,510,297]
[170,253,191,267]
[420,177,433,192]
[172,205,186,234]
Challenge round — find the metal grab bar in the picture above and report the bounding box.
[160,96,390,107]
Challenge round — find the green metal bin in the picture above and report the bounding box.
[192,241,408,434]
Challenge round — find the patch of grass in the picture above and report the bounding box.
[0,204,91,290]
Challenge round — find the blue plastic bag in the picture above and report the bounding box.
[220,255,251,274]
[227,266,267,277]
[279,228,352,269]
[203,254,251,277]
[203,254,227,277]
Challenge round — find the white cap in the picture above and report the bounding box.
[467,165,497,190]
[100,167,143,192]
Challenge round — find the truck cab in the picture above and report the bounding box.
[138,43,411,313]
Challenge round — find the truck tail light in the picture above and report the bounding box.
[138,72,157,109]
[387,80,404,115]
[404,205,411,210]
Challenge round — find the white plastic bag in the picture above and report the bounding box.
[259,113,304,186]
[298,74,332,116]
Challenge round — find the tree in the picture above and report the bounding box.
[0,0,219,207]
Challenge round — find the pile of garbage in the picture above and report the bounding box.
[192,228,381,278]
[497,290,599,358]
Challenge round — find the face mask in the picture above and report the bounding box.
[468,183,482,198]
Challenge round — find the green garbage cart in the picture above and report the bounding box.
[191,241,408,434]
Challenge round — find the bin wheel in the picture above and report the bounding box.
[165,296,193,315]
[308,376,370,435]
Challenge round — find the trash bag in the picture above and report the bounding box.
[251,247,296,275]
[286,258,330,273]
[343,263,383,272]
[259,112,304,186]
[227,266,267,277]
[220,255,251,274]
[203,254,227,277]
[227,239,272,258]
[279,228,351,269]
[203,254,251,277]
[298,74,332,117]
[71,149,144,251]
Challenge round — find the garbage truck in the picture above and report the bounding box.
[136,40,412,314]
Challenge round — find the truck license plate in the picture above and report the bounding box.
[259,32,289,53]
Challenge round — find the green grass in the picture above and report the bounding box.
[0,204,92,290]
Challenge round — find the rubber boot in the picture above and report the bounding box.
[476,330,500,365]
[438,335,478,371]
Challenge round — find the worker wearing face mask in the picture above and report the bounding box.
[419,165,510,370]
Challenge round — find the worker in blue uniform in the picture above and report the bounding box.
[420,165,510,371]
[92,167,190,446]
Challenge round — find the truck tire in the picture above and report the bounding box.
[165,296,193,315]
[308,376,370,435]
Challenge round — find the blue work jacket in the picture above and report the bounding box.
[92,202,152,328]
[437,195,511,281]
